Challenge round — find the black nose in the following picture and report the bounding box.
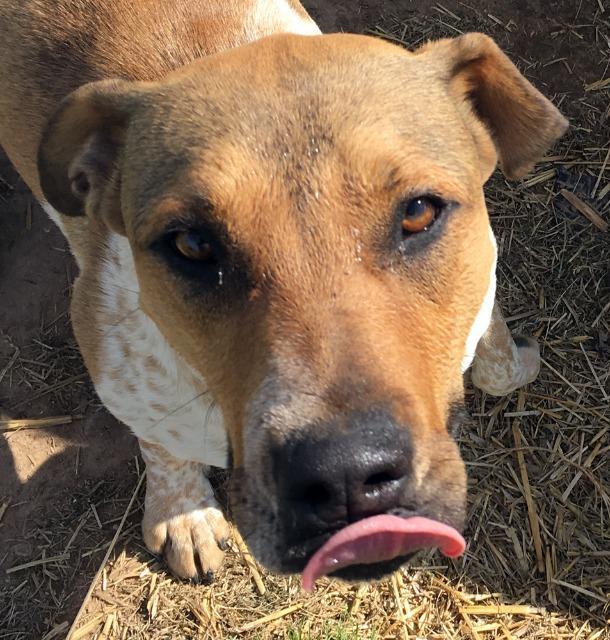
[274,409,412,539]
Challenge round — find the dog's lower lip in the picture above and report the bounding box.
[300,515,465,592]
[282,532,334,568]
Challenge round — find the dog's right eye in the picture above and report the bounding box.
[172,230,217,263]
[152,225,225,287]
[152,222,250,299]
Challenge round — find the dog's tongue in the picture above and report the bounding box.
[301,515,465,592]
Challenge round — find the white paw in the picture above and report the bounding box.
[139,449,231,582]
[142,499,230,581]
[472,335,540,396]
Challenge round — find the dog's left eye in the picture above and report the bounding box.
[400,197,443,236]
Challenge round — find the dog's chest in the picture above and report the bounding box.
[82,232,229,468]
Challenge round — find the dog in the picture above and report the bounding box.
[0,0,567,588]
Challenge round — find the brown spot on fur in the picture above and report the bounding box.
[125,381,137,394]
[120,342,131,359]
[145,355,160,372]
[153,403,169,414]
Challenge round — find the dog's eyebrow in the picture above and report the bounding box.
[133,193,219,241]
[164,196,217,229]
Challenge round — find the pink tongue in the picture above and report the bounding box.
[301,515,465,592]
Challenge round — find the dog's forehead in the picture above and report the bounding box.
[125,34,481,235]
[131,33,475,163]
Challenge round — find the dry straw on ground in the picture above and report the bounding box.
[1,2,609,639]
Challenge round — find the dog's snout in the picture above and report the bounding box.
[274,410,412,534]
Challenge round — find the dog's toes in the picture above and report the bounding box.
[513,335,541,384]
[205,507,232,546]
[472,335,540,396]
[139,449,231,582]
[190,510,227,575]
[143,506,230,582]
[164,527,199,580]
[142,518,168,556]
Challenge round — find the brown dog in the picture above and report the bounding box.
[0,0,567,587]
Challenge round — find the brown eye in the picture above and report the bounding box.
[173,230,216,262]
[401,197,439,234]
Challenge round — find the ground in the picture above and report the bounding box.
[0,1,608,638]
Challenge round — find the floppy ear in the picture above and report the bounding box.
[38,79,143,234]
[419,33,568,180]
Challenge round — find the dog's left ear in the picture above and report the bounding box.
[419,33,568,180]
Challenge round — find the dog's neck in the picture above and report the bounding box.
[226,0,320,44]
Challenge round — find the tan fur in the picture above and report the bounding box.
[0,0,567,581]
[0,0,317,195]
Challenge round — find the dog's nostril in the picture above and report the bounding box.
[364,471,400,487]
[300,482,332,507]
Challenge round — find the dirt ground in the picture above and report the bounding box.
[1,1,608,639]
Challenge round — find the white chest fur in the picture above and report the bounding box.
[461,226,497,373]
[80,227,229,468]
[247,0,321,37]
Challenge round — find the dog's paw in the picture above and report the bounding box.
[139,441,231,581]
[512,335,541,382]
[142,498,230,582]
[472,335,540,396]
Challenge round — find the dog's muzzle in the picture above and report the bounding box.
[271,408,466,590]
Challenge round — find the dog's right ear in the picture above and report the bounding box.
[38,79,145,235]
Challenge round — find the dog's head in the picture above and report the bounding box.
[38,33,567,583]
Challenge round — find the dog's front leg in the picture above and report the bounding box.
[471,301,540,396]
[139,440,230,582]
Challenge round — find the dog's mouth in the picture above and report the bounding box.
[294,514,465,591]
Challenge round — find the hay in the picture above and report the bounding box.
[0,415,77,431]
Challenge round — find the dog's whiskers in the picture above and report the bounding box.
[98,306,143,338]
